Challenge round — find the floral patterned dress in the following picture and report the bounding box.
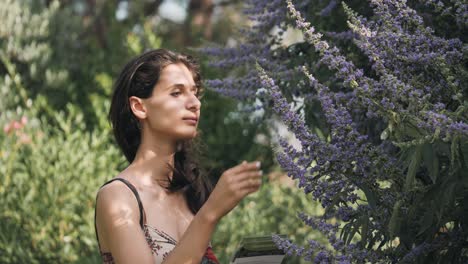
[94,178,219,264]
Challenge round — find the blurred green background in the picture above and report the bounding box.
[0,1,325,263]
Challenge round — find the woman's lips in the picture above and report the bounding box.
[183,119,198,125]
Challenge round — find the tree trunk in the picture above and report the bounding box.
[185,0,214,45]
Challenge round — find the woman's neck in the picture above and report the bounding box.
[129,137,178,188]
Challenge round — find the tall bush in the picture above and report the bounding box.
[200,0,468,262]
[212,176,326,264]
[0,1,129,261]
[0,104,124,263]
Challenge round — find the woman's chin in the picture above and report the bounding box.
[174,130,198,140]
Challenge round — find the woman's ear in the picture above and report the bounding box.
[129,96,147,120]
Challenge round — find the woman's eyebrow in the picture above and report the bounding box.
[167,83,198,90]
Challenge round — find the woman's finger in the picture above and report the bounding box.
[235,170,263,182]
[238,178,262,190]
[242,183,262,196]
[226,161,261,175]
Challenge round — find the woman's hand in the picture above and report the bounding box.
[203,160,263,222]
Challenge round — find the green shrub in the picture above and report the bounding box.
[0,105,124,263]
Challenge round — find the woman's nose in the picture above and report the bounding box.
[187,93,201,110]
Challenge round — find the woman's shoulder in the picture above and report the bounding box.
[96,178,141,223]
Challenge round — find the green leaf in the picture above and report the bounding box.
[405,145,422,191]
[461,140,468,169]
[417,209,433,236]
[341,221,352,243]
[389,200,402,238]
[380,128,389,140]
[360,184,377,209]
[450,136,460,169]
[347,220,360,245]
[324,191,345,216]
[361,215,369,248]
[367,232,378,250]
[435,182,456,215]
[402,119,423,138]
[422,144,439,184]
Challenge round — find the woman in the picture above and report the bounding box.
[94,49,263,263]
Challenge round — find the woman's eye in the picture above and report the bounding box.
[171,92,181,97]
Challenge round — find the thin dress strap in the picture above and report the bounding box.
[94,178,147,251]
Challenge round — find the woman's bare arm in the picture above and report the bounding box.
[96,181,154,263]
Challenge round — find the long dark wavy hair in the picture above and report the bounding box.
[108,49,212,214]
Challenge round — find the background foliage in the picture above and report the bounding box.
[0,0,319,263]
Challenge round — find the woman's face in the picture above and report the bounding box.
[135,63,201,142]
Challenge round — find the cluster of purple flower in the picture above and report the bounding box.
[200,0,467,262]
